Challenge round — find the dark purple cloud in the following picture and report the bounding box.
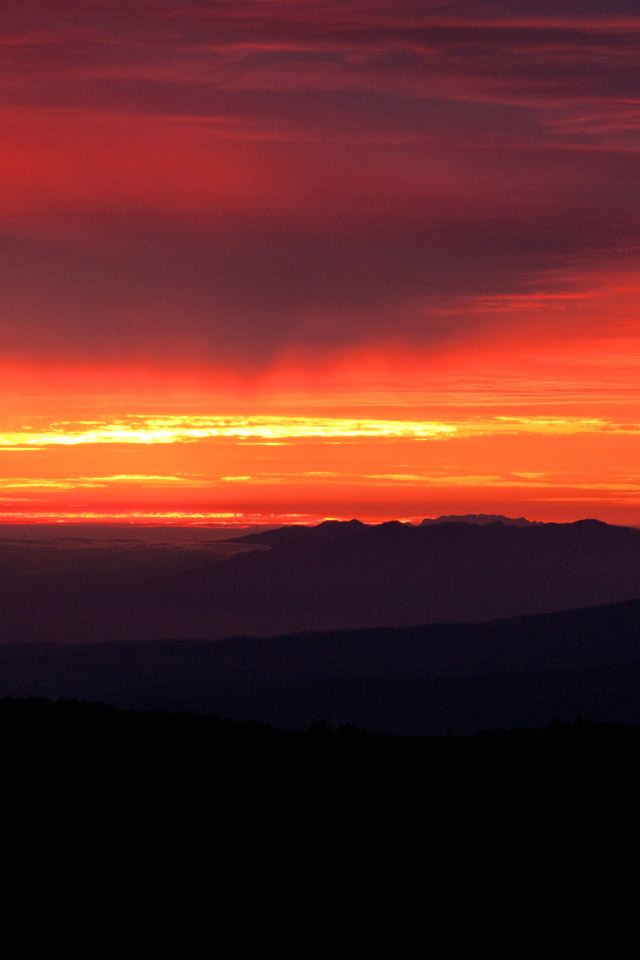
[1,1,638,365]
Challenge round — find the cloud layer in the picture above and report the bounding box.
[2,0,638,364]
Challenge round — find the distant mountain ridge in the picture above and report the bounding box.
[207,517,640,638]
[233,514,603,548]
[1,515,639,644]
[420,513,539,527]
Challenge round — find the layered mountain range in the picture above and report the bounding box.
[2,596,640,735]
[2,515,640,733]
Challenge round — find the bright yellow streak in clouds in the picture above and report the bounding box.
[0,414,635,450]
[0,415,455,447]
[0,475,204,489]
[0,510,334,527]
[0,343,639,526]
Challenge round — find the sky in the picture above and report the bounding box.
[1,0,639,526]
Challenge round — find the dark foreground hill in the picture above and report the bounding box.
[3,697,640,944]
[2,517,640,644]
[4,596,640,734]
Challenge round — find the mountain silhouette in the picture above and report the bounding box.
[420,513,537,526]
[225,517,640,636]
[3,596,640,734]
[1,517,640,644]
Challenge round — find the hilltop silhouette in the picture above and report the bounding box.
[420,513,537,526]
[226,517,640,636]
[0,516,639,644]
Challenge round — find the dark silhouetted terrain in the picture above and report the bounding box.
[2,517,640,735]
[420,513,537,526]
[2,517,640,644]
[3,597,640,734]
[2,697,640,941]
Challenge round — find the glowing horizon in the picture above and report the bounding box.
[1,350,639,527]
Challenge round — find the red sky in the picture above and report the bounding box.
[1,1,639,526]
